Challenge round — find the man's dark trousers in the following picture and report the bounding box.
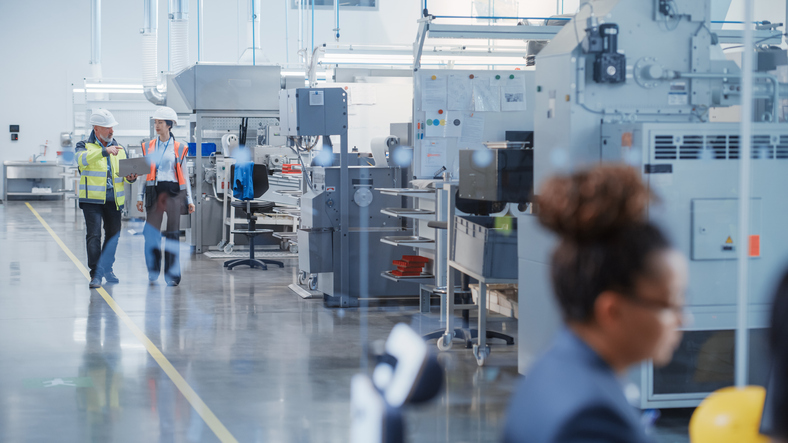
[81,201,122,279]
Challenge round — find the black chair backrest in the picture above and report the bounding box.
[252,164,269,199]
[229,163,270,201]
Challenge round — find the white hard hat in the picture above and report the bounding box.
[153,106,179,126]
[89,109,119,128]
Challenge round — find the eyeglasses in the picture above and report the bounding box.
[626,296,693,327]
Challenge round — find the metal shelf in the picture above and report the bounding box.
[273,207,301,216]
[273,232,298,240]
[381,271,435,284]
[380,235,435,250]
[5,192,66,196]
[275,190,303,198]
[381,208,435,220]
[376,187,436,200]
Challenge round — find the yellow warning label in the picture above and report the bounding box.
[725,236,734,244]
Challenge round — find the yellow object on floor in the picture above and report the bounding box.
[689,386,768,443]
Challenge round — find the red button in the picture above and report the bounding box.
[438,109,444,114]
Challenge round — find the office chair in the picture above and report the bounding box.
[224,163,285,271]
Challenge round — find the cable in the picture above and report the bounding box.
[287,145,316,191]
[662,1,681,32]
[696,21,714,39]
[573,1,594,46]
[723,33,786,50]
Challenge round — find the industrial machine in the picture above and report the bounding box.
[515,0,788,409]
[283,88,415,307]
[168,64,284,252]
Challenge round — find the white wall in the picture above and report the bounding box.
[1,0,785,195]
[0,0,422,197]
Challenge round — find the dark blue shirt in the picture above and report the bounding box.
[96,137,115,201]
[503,329,654,443]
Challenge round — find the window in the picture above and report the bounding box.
[291,0,378,9]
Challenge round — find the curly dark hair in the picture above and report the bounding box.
[768,271,788,438]
[536,164,671,322]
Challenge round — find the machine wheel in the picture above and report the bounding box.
[289,243,298,254]
[298,271,308,286]
[308,275,318,291]
[473,344,490,367]
[217,240,227,249]
[437,333,453,351]
[224,243,234,254]
[280,240,288,251]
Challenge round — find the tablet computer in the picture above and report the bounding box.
[119,157,150,176]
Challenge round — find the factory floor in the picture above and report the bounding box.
[0,200,692,443]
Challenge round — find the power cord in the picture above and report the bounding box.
[723,33,786,51]
[573,1,595,46]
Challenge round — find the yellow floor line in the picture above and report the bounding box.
[25,202,238,443]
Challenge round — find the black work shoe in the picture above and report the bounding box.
[89,277,102,288]
[104,272,120,284]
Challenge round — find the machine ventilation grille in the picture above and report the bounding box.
[778,135,788,159]
[652,133,788,161]
[707,135,727,159]
[680,135,703,159]
[654,135,677,159]
[753,135,773,159]
[729,136,740,159]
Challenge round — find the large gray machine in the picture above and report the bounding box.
[282,88,415,307]
[168,64,283,252]
[518,0,788,408]
[299,165,412,305]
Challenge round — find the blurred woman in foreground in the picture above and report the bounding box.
[503,165,688,443]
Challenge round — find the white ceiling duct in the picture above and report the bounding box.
[90,0,102,78]
[142,0,166,105]
[239,0,269,65]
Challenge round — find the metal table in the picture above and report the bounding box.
[436,183,515,366]
[3,161,66,201]
[442,259,517,366]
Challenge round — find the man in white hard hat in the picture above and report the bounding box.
[75,109,139,288]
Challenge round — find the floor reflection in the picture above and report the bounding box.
[79,290,122,442]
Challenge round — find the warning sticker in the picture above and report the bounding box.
[721,236,735,252]
[669,81,688,106]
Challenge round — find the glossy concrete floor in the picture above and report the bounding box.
[0,200,691,443]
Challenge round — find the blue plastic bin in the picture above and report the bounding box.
[187,142,217,156]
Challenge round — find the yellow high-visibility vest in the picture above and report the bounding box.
[76,141,128,208]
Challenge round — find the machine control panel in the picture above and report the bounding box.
[691,198,762,261]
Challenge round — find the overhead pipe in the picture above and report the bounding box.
[298,0,304,64]
[285,0,289,63]
[90,0,102,78]
[334,0,340,41]
[241,0,262,64]
[142,0,166,105]
[170,0,189,73]
[198,0,204,61]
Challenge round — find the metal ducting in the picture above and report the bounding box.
[142,0,166,105]
[170,0,189,74]
[90,0,102,78]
